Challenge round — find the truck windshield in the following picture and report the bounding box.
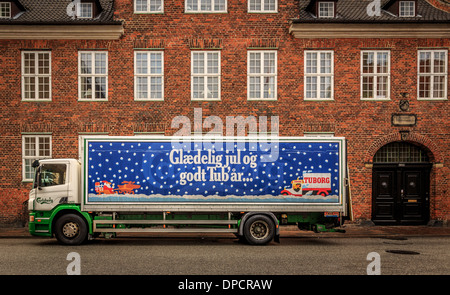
[39,164,67,187]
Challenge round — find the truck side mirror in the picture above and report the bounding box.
[32,160,40,168]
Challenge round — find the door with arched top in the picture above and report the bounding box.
[372,142,431,225]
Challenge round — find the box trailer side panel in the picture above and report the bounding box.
[81,136,346,214]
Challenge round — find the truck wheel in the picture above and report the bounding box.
[243,215,275,245]
[54,214,88,245]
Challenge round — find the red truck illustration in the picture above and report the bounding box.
[115,181,141,194]
[281,173,332,197]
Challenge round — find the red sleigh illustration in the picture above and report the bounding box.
[95,180,141,195]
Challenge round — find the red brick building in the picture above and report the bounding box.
[0,0,449,226]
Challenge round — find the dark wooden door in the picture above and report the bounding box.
[372,164,430,225]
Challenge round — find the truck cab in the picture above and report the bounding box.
[28,159,83,238]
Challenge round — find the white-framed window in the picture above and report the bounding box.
[77,2,93,18]
[361,51,390,100]
[21,51,51,101]
[191,51,221,100]
[185,0,227,13]
[22,135,52,181]
[399,1,415,17]
[0,2,11,18]
[304,51,334,100]
[78,51,108,100]
[134,0,163,13]
[248,0,277,13]
[418,50,448,100]
[134,51,164,100]
[247,51,277,100]
[318,1,334,18]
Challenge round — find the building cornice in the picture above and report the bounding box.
[0,24,124,40]
[289,22,450,38]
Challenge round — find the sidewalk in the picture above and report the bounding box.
[1,224,450,239]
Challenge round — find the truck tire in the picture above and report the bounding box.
[54,214,88,245]
[243,214,275,245]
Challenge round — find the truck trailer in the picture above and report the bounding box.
[28,136,348,245]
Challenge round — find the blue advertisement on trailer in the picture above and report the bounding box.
[85,138,344,204]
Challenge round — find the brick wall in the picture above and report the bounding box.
[0,0,448,225]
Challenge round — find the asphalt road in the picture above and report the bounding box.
[0,235,449,275]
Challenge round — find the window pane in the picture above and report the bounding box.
[362,52,374,74]
[137,77,148,99]
[433,52,445,74]
[39,137,51,157]
[306,52,317,74]
[95,53,107,74]
[433,76,445,98]
[362,76,374,98]
[80,77,92,99]
[249,0,261,10]
[193,53,204,74]
[376,76,388,98]
[418,76,430,98]
[150,77,162,99]
[207,53,219,74]
[38,77,50,99]
[249,76,260,98]
[150,53,162,74]
[25,137,36,157]
[38,53,50,75]
[377,52,388,74]
[305,76,317,98]
[214,0,226,11]
[193,77,204,98]
[95,77,107,99]
[186,0,197,10]
[207,76,219,99]
[150,0,162,11]
[201,0,211,11]
[264,0,275,11]
[263,76,275,98]
[419,52,431,73]
[24,76,36,99]
[136,53,148,74]
[320,52,331,74]
[320,76,331,98]
[80,53,92,74]
[249,53,261,74]
[136,0,148,11]
[264,52,275,74]
[24,53,35,75]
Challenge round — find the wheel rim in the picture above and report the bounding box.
[62,222,80,238]
[250,220,269,240]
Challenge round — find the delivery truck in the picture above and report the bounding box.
[28,136,348,245]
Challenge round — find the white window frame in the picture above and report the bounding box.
[304,50,334,101]
[21,51,52,101]
[77,2,93,19]
[22,135,52,182]
[248,0,277,13]
[134,0,164,13]
[0,2,10,18]
[185,0,227,13]
[191,51,221,101]
[134,51,164,101]
[78,51,108,101]
[360,50,391,100]
[399,1,415,17]
[247,50,278,100]
[417,50,448,100]
[318,1,334,18]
